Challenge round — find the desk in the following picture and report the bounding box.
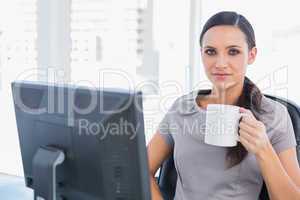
[0,173,33,199]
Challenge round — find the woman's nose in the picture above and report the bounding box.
[215,55,228,69]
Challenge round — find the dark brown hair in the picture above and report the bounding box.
[199,11,266,168]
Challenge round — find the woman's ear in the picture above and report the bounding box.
[247,47,257,65]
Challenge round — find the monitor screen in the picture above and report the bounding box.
[12,81,151,200]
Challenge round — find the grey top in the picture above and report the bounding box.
[157,90,297,200]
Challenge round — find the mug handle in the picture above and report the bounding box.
[237,113,248,142]
[239,113,249,122]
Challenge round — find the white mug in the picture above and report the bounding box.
[204,104,246,147]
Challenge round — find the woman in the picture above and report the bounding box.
[147,11,300,199]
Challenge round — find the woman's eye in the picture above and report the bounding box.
[228,49,240,55]
[204,49,216,56]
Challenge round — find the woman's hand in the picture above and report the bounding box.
[238,107,271,156]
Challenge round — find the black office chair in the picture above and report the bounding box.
[157,94,300,200]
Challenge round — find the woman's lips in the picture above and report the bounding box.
[212,73,231,80]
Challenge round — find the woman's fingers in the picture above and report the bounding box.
[239,121,257,137]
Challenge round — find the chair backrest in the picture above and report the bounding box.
[157,94,300,200]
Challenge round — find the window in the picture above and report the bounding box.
[70,0,150,89]
[0,0,37,175]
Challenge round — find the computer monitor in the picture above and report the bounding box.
[11,81,151,200]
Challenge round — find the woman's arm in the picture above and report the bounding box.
[238,107,300,200]
[256,144,300,200]
[147,131,173,200]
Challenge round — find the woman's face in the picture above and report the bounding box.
[201,25,257,91]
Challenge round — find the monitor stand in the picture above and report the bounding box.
[32,146,65,200]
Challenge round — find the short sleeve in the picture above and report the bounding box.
[269,104,297,154]
[158,113,174,148]
[157,100,178,148]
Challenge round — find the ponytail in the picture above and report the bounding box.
[226,76,266,168]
